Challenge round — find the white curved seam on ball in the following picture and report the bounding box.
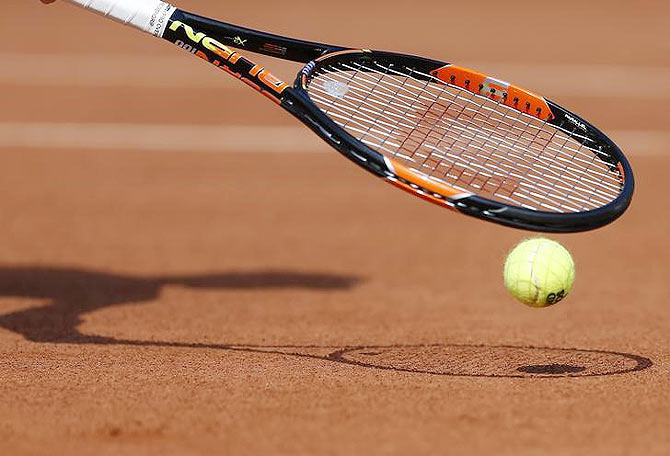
[528,242,543,306]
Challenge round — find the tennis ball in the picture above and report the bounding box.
[503,237,575,308]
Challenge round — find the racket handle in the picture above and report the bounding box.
[64,0,176,37]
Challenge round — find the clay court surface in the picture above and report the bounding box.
[2,1,670,454]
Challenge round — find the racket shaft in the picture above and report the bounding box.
[64,0,291,100]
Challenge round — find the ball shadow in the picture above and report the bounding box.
[517,364,586,375]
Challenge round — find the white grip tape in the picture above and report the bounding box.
[66,0,176,37]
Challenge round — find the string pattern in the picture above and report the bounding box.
[306,59,623,212]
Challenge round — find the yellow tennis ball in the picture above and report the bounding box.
[503,238,575,308]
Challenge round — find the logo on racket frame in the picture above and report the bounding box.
[169,20,289,95]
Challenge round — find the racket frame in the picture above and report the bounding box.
[291,52,634,232]
[70,3,635,233]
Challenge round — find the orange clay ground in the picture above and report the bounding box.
[1,1,669,454]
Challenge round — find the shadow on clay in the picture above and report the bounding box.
[0,266,653,379]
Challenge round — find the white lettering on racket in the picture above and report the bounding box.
[564,113,588,132]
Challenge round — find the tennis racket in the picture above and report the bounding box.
[62,0,634,232]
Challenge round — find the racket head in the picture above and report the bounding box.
[285,50,633,232]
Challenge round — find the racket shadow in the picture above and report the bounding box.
[0,265,360,344]
[0,266,652,379]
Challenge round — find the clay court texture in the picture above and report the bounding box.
[2,0,670,454]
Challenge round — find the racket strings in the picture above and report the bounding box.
[356,61,615,185]
[306,60,623,212]
[312,72,600,213]
[373,64,616,204]
[311,72,602,212]
[314,71,608,212]
[311,76,569,211]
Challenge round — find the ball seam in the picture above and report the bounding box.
[528,242,543,306]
